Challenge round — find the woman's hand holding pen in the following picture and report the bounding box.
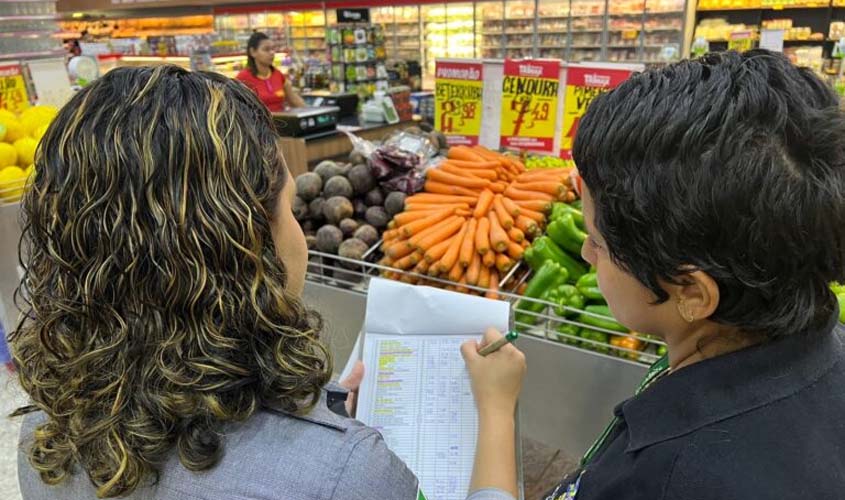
[461,328,526,417]
[462,328,526,497]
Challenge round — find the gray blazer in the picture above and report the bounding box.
[18,386,420,500]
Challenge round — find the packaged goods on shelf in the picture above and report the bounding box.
[698,0,762,9]
[784,45,824,73]
[695,18,758,41]
[831,22,845,40]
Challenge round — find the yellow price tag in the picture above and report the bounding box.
[499,59,560,154]
[0,64,30,114]
[434,61,484,146]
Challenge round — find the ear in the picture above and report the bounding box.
[675,270,720,323]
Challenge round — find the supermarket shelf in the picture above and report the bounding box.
[570,45,603,48]
[0,48,64,61]
[607,44,640,48]
[0,29,55,37]
[569,29,604,33]
[0,14,55,20]
[505,30,536,35]
[698,4,828,10]
[505,44,535,48]
[112,28,213,38]
[291,35,326,40]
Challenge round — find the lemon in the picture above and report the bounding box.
[14,137,37,166]
[0,143,16,168]
[20,105,57,121]
[31,123,49,141]
[0,109,17,123]
[20,113,53,138]
[0,166,26,202]
[0,122,6,143]
[0,118,25,143]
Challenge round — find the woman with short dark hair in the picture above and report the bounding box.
[463,50,845,500]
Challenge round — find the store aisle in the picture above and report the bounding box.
[0,368,25,500]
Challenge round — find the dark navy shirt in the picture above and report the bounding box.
[541,311,845,500]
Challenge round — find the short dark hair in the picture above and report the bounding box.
[246,31,271,76]
[573,50,845,340]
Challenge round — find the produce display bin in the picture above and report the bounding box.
[304,250,651,457]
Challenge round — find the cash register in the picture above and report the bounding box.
[272,106,341,137]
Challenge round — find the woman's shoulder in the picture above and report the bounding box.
[18,386,420,500]
[235,69,256,83]
[186,386,419,499]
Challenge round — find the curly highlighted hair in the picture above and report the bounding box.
[10,66,332,497]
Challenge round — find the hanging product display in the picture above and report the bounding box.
[434,60,484,146]
[500,59,561,154]
[327,21,389,96]
[560,66,633,160]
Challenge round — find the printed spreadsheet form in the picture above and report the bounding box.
[355,278,511,500]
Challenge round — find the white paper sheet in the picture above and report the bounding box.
[356,278,509,500]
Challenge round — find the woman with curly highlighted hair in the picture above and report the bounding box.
[13,66,418,499]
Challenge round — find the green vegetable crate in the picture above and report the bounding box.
[514,201,665,364]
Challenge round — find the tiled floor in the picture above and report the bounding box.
[521,438,578,499]
[0,368,26,500]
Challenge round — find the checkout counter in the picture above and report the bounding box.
[275,91,417,177]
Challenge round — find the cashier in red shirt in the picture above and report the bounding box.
[236,32,305,113]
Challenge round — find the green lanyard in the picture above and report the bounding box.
[579,354,670,467]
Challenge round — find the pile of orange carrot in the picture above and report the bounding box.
[379,145,575,298]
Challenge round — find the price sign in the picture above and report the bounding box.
[500,59,560,154]
[434,61,484,146]
[0,64,30,114]
[560,66,632,159]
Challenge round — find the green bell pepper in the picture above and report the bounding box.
[515,261,568,327]
[550,202,586,230]
[554,323,580,345]
[571,199,583,210]
[552,284,586,317]
[837,293,845,323]
[579,328,610,354]
[547,213,587,255]
[575,272,603,301]
[524,236,587,281]
[578,305,628,333]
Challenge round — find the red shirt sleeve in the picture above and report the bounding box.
[236,69,286,113]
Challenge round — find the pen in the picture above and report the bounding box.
[478,330,519,357]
